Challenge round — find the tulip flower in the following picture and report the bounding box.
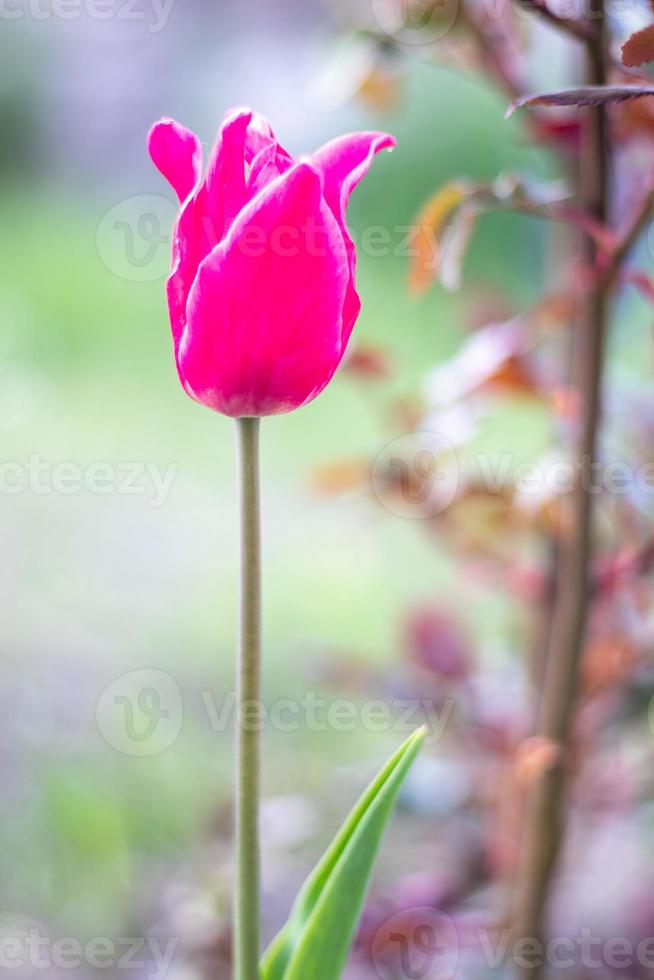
[147,110,417,980]
[148,108,395,417]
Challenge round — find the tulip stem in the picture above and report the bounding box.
[235,416,262,980]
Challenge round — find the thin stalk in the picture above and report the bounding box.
[511,5,609,974]
[235,416,262,980]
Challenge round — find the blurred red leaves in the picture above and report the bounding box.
[307,458,369,496]
[622,268,654,305]
[409,180,472,295]
[410,177,614,296]
[622,25,654,69]
[316,3,654,960]
[514,736,561,788]
[342,343,394,380]
[581,635,638,696]
[405,607,470,682]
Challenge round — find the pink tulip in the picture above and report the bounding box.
[148,109,395,417]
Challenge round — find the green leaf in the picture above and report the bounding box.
[260,726,426,980]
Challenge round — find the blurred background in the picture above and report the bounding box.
[2,1,654,977]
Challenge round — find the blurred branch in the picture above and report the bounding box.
[460,4,524,100]
[603,185,654,281]
[513,0,593,42]
[511,4,610,974]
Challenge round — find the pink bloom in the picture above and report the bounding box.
[148,109,395,417]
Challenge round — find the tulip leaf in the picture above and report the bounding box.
[260,727,426,980]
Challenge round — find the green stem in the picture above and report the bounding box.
[235,416,261,980]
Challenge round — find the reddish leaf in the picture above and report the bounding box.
[581,636,637,695]
[424,317,536,405]
[622,24,654,68]
[508,85,654,116]
[592,539,654,596]
[622,268,654,305]
[357,64,402,111]
[307,459,368,496]
[482,355,539,394]
[409,181,472,294]
[514,737,561,788]
[342,343,393,380]
[405,608,470,682]
[551,385,582,422]
[411,177,612,296]
[530,115,581,153]
[619,95,654,138]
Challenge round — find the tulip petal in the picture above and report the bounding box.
[152,111,296,353]
[203,109,293,236]
[148,118,202,203]
[166,111,256,351]
[311,132,396,340]
[248,142,294,195]
[244,111,294,194]
[181,162,349,416]
[204,109,253,240]
[243,110,292,164]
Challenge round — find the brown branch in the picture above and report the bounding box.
[510,4,610,976]
[511,200,614,251]
[513,0,593,42]
[460,4,525,101]
[604,186,654,280]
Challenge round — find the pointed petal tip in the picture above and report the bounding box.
[358,131,397,151]
[148,117,202,202]
[224,104,255,116]
[147,116,184,148]
[377,132,397,151]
